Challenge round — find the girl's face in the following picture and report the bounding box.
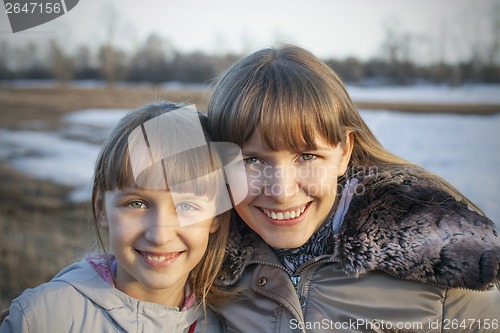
[98,187,219,307]
[236,131,353,249]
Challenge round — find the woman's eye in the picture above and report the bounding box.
[127,201,147,209]
[301,153,316,161]
[176,203,198,211]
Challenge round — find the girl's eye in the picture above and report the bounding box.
[127,201,147,209]
[301,153,316,161]
[243,157,262,165]
[243,157,258,164]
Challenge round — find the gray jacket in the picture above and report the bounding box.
[214,168,500,333]
[0,257,223,333]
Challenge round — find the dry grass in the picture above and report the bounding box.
[0,85,210,129]
[0,162,92,307]
[354,101,500,114]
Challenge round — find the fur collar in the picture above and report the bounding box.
[218,167,500,291]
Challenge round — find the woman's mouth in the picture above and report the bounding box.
[258,203,310,226]
[261,205,307,220]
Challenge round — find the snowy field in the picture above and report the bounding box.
[0,84,499,228]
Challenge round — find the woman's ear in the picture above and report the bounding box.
[209,217,221,233]
[338,131,354,176]
[94,191,108,228]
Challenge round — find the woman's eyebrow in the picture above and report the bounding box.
[240,149,264,156]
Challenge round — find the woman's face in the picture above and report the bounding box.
[234,131,353,248]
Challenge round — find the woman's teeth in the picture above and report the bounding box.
[262,206,306,220]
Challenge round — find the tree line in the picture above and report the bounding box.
[1,16,499,86]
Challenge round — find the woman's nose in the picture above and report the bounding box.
[264,165,300,203]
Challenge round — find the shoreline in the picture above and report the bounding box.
[1,86,499,130]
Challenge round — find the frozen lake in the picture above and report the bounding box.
[0,84,499,228]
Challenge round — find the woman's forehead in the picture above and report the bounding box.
[242,128,336,153]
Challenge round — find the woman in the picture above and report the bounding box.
[208,45,500,332]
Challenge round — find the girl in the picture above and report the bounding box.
[0,101,231,332]
[208,45,500,332]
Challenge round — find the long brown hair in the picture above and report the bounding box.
[91,101,231,308]
[207,44,484,214]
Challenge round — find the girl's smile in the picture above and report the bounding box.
[98,187,219,306]
[136,250,184,268]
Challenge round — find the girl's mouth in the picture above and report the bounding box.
[137,250,183,267]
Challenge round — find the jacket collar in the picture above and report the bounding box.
[53,258,200,332]
[218,167,500,291]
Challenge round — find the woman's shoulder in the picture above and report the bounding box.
[350,165,492,225]
[338,166,500,291]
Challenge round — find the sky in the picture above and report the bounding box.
[0,0,498,63]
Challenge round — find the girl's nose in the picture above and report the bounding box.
[144,212,177,245]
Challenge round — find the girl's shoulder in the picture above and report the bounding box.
[3,263,97,332]
[10,258,100,311]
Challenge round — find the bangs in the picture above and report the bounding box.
[255,68,345,151]
[103,141,225,200]
[147,146,225,200]
[96,103,225,201]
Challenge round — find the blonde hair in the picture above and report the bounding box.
[91,101,231,308]
[208,45,484,214]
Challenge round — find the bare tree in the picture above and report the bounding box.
[379,18,418,84]
[98,4,124,86]
[98,44,125,86]
[486,1,500,66]
[48,40,74,84]
[0,41,10,79]
[128,33,174,83]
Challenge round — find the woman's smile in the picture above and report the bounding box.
[232,131,353,249]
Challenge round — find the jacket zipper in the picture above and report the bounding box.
[249,257,339,307]
[294,257,340,306]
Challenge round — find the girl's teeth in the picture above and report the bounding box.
[142,252,179,262]
[146,255,166,262]
[263,206,306,220]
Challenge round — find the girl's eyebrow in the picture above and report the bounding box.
[116,188,163,197]
[171,192,212,202]
[117,187,146,195]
